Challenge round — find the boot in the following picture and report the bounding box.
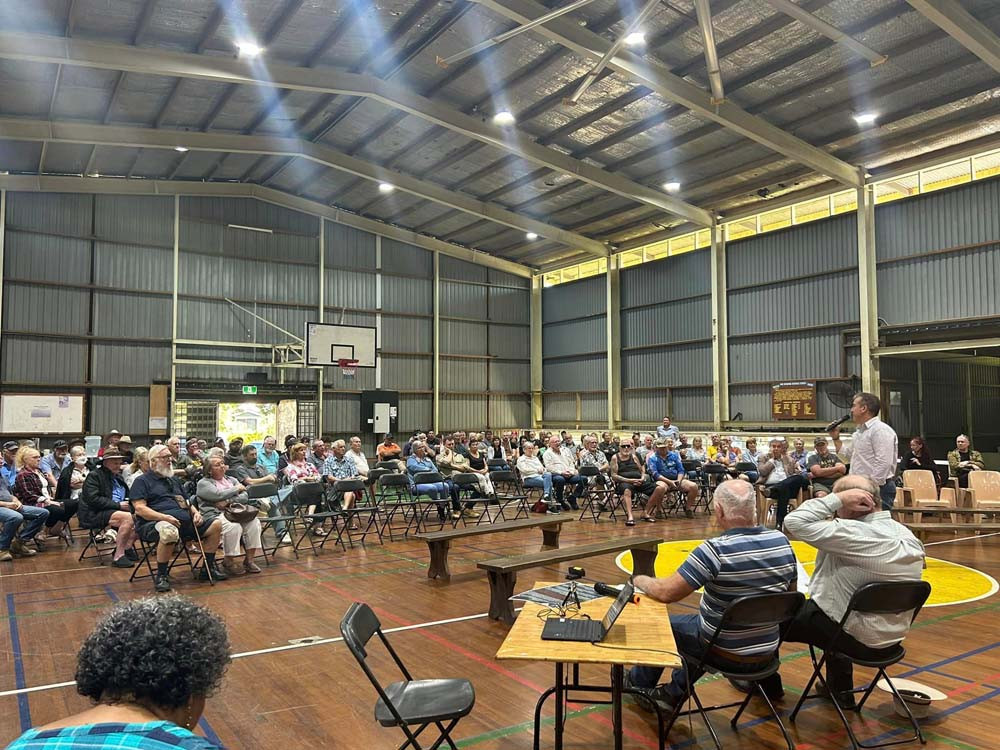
[11,538,37,557]
[223,556,247,577]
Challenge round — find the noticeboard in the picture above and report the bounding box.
[771,382,816,421]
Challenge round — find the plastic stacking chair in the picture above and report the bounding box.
[662,592,806,750]
[340,602,475,750]
[896,470,956,523]
[963,470,1000,523]
[790,581,932,750]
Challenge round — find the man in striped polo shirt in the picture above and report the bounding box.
[626,479,797,711]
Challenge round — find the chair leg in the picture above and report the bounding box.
[427,718,460,750]
[790,645,826,721]
[756,683,796,750]
[729,685,755,726]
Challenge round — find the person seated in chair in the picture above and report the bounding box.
[406,441,453,521]
[758,438,810,530]
[516,442,559,513]
[947,434,984,490]
[80,450,138,568]
[610,438,657,526]
[322,440,365,528]
[464,439,495,515]
[41,440,71,491]
[635,434,656,463]
[0,471,47,562]
[626,480,797,712]
[14,445,77,546]
[685,436,708,463]
[542,435,586,511]
[578,435,613,505]
[789,438,809,472]
[197,456,263,577]
[347,436,370,479]
[131,445,226,593]
[646,439,698,518]
[233,443,283,540]
[744,476,925,708]
[806,437,846,498]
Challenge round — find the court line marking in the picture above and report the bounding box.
[925,530,1000,546]
[0,608,507,698]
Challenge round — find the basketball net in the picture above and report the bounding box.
[337,358,359,377]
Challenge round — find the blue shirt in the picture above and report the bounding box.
[406,455,437,479]
[323,453,358,481]
[677,527,797,656]
[7,720,222,749]
[40,453,71,478]
[646,451,684,481]
[258,449,279,476]
[656,425,680,441]
[1,460,17,490]
[111,475,127,505]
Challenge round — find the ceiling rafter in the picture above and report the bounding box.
[906,0,1000,74]
[0,118,609,258]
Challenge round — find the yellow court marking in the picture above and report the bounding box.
[616,539,997,608]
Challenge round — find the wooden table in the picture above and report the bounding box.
[496,581,680,750]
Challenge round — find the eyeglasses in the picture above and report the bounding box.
[621,444,633,448]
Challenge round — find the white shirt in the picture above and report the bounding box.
[516,454,545,479]
[784,494,925,647]
[838,416,898,484]
[348,449,369,477]
[766,460,788,485]
[543,446,577,475]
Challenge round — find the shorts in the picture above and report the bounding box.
[617,480,657,498]
[138,508,214,544]
[91,509,118,529]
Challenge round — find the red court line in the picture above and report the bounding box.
[948,671,1000,698]
[285,566,661,748]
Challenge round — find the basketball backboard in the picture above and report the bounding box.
[304,322,377,367]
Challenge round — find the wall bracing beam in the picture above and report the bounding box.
[530,274,543,428]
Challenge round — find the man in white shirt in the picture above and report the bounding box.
[829,392,899,510]
[347,436,369,478]
[744,475,925,707]
[656,417,679,442]
[543,435,585,511]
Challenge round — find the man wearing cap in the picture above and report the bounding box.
[2,441,19,490]
[41,440,72,491]
[806,437,846,498]
[646,438,698,518]
[97,430,122,458]
[130,444,225,592]
[0,468,48,562]
[80,450,138,568]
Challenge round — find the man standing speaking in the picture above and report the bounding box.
[829,392,898,510]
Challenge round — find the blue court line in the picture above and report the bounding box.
[864,686,1000,746]
[898,660,982,685]
[6,593,31,732]
[898,640,1000,679]
[102,584,119,602]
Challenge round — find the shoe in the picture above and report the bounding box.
[684,508,694,519]
[0,549,12,562]
[154,572,172,593]
[625,519,636,526]
[279,533,292,544]
[198,564,229,582]
[223,559,246,577]
[311,526,328,537]
[815,682,856,709]
[622,669,658,713]
[546,507,562,515]
[111,556,136,568]
[560,501,572,511]
[728,677,785,701]
[462,508,479,518]
[244,560,262,574]
[30,536,45,551]
[647,685,678,713]
[124,548,139,561]
[641,515,656,523]
[450,511,462,520]
[597,501,609,511]
[11,538,37,557]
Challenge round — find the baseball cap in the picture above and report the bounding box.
[3,441,19,452]
[108,429,122,436]
[53,439,69,450]
[814,436,828,446]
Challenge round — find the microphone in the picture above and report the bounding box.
[826,414,851,432]
[593,582,623,598]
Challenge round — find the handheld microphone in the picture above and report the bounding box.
[825,414,851,432]
[593,582,623,598]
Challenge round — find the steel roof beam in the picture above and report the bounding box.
[762,0,887,66]
[475,0,862,188]
[906,0,1000,73]
[693,0,725,103]
[0,118,607,259]
[0,31,713,226]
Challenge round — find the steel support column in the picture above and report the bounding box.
[916,359,924,437]
[375,235,383,390]
[530,274,543,428]
[317,219,325,435]
[433,252,440,433]
[606,256,621,430]
[0,190,5,371]
[710,223,729,430]
[170,193,179,430]
[856,182,880,395]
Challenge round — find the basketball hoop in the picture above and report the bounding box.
[338,358,359,377]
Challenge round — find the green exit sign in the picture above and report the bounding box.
[242,385,258,395]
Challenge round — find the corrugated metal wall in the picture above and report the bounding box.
[620,250,712,424]
[542,274,606,424]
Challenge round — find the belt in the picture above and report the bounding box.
[706,646,771,665]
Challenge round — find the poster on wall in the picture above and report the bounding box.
[0,394,85,434]
[771,382,816,420]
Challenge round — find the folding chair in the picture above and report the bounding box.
[489,470,530,520]
[330,479,382,549]
[683,460,711,514]
[577,465,619,523]
[128,507,204,585]
[340,602,475,750]
[412,471,453,532]
[378,473,422,541]
[77,526,118,564]
[246,481,279,565]
[702,462,730,510]
[662,591,806,750]
[486,458,509,473]
[450,472,490,524]
[377,460,402,471]
[790,580,932,750]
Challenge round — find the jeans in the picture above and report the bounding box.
[267,487,294,537]
[630,614,769,700]
[522,473,553,497]
[414,482,449,502]
[879,479,897,511]
[765,474,810,529]
[0,505,50,549]
[553,474,586,504]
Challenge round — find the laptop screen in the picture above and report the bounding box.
[600,582,635,632]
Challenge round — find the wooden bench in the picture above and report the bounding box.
[477,536,663,625]
[903,522,1000,541]
[413,515,577,580]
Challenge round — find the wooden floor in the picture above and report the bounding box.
[1,516,998,750]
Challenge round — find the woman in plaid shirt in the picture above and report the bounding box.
[13,446,77,548]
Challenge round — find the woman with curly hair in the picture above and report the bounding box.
[7,596,230,749]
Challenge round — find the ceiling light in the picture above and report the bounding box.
[526,232,539,241]
[378,182,395,194]
[174,146,189,152]
[853,112,878,125]
[236,41,264,57]
[492,110,516,126]
[624,31,646,46]
[663,181,681,193]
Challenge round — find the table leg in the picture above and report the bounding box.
[540,522,563,549]
[426,539,451,579]
[631,545,657,576]
[611,663,624,750]
[554,662,564,750]
[487,570,517,624]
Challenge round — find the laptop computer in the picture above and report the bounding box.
[541,582,635,643]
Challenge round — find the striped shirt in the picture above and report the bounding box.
[7,721,222,749]
[676,528,797,655]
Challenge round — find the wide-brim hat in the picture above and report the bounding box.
[101,450,127,462]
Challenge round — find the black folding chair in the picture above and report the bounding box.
[489,470,530,520]
[683,460,711,514]
[662,591,806,750]
[377,460,402,471]
[486,458,508,472]
[127,507,205,585]
[245,481,279,565]
[412,471,453,532]
[330,479,382,549]
[77,526,118,565]
[790,580,932,750]
[450,472,489,524]
[577,465,619,523]
[340,602,475,750]
[378,473,421,540]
